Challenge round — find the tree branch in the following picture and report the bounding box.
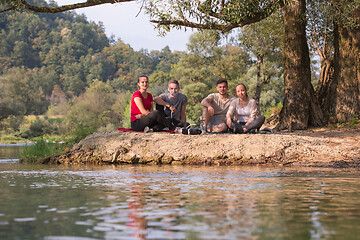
[150,18,239,33]
[8,0,136,13]
[0,7,16,13]
[322,27,327,57]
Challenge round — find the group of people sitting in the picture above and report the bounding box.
[130,75,265,134]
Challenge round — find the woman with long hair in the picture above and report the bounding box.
[130,75,176,132]
[226,83,265,133]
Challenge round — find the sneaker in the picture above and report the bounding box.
[144,126,153,133]
[181,128,202,135]
[200,124,208,134]
[199,116,206,132]
[248,129,257,134]
[189,128,202,135]
[174,127,182,134]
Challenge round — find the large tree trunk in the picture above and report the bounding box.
[332,9,360,122]
[316,23,340,124]
[315,57,337,122]
[279,0,324,130]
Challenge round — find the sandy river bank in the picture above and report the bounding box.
[44,126,360,168]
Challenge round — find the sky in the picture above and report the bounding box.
[50,0,195,52]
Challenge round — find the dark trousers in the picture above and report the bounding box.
[155,104,190,128]
[239,115,266,131]
[131,110,176,131]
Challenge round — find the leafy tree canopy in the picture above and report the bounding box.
[146,0,284,34]
[0,0,183,123]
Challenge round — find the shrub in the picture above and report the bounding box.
[62,80,130,137]
[69,123,95,144]
[19,118,59,139]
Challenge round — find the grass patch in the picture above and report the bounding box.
[0,134,31,144]
[20,139,69,164]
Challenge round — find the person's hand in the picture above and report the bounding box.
[135,114,144,119]
[207,106,215,116]
[169,105,176,112]
[226,117,232,128]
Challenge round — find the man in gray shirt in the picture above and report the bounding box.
[154,80,189,128]
[201,78,236,133]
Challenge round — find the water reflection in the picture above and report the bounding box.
[0,144,26,160]
[0,164,360,239]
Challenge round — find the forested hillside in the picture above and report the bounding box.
[0,0,284,141]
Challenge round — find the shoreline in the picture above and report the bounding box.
[44,127,360,168]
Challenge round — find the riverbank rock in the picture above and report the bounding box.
[52,127,360,168]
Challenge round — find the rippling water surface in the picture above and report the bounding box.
[1,147,360,239]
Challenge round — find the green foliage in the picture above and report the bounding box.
[238,12,283,58]
[236,65,284,113]
[152,46,182,72]
[264,102,283,119]
[68,123,95,144]
[0,114,65,143]
[146,0,281,34]
[182,82,208,123]
[62,80,130,139]
[337,115,360,129]
[20,139,67,164]
[121,100,132,128]
[236,12,284,113]
[0,133,26,144]
[0,115,24,132]
[1,2,181,132]
[0,67,48,118]
[149,70,171,92]
[19,118,59,139]
[350,115,359,129]
[187,31,221,61]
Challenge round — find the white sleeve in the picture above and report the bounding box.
[227,99,236,117]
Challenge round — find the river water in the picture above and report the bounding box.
[1,145,360,239]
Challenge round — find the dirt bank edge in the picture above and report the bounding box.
[44,128,360,168]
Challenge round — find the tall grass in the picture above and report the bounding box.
[19,123,94,163]
[20,139,67,164]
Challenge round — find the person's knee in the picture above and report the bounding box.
[202,107,214,117]
[212,123,228,133]
[144,110,162,123]
[202,107,208,116]
[151,110,161,117]
[259,115,265,124]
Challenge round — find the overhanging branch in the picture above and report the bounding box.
[3,0,136,13]
[0,7,16,13]
[150,19,239,33]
